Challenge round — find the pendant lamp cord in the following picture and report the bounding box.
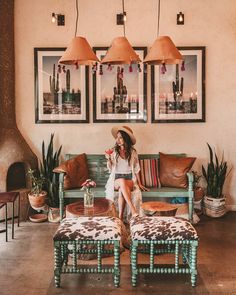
[157,0,160,37]
[75,0,79,37]
[122,0,126,37]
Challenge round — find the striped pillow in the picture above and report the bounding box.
[139,159,161,188]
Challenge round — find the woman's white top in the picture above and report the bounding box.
[115,157,132,174]
[105,149,142,221]
[105,149,141,201]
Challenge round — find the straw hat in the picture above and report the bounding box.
[111,126,136,145]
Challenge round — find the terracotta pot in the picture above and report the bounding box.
[194,187,205,202]
[28,191,47,211]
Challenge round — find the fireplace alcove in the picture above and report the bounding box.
[0,0,38,220]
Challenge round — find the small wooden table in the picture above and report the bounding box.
[141,201,178,216]
[66,198,116,218]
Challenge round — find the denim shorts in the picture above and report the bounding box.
[115,173,132,180]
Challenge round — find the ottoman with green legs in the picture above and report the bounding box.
[130,216,199,287]
[53,216,122,287]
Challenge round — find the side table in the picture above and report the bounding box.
[66,198,116,218]
[141,201,178,216]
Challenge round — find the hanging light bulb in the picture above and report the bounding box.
[59,0,99,66]
[101,0,141,65]
[144,0,182,65]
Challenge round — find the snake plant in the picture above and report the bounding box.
[40,134,62,207]
[202,143,229,198]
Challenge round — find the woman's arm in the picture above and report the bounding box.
[105,152,114,171]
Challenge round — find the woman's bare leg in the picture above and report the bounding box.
[118,189,126,219]
[115,179,137,216]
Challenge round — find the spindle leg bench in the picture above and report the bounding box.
[130,216,199,287]
[53,216,122,288]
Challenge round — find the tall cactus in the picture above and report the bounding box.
[202,143,230,198]
[49,64,59,95]
[66,69,70,93]
[172,64,184,103]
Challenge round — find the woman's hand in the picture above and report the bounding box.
[105,149,113,160]
[138,183,150,192]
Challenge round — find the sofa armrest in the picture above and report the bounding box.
[187,172,194,223]
[187,172,194,190]
[53,171,66,220]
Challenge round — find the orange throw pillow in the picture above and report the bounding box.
[159,152,196,188]
[53,153,89,189]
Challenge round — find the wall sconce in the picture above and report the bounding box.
[177,12,184,25]
[51,13,65,26]
[117,12,127,25]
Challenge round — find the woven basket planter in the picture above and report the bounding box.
[203,196,226,218]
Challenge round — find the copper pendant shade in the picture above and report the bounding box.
[59,36,99,65]
[101,36,141,65]
[143,36,182,65]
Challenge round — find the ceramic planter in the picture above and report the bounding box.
[48,207,60,223]
[203,195,227,217]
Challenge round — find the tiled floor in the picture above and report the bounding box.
[0,212,236,294]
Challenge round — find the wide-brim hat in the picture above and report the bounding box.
[111,126,136,145]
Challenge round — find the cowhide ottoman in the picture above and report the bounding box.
[53,216,122,288]
[130,216,199,287]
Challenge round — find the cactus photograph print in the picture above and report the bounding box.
[93,47,147,123]
[151,47,205,123]
[34,48,89,123]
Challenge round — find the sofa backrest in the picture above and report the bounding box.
[65,153,186,187]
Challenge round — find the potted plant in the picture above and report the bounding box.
[39,133,62,222]
[27,169,47,211]
[202,143,230,217]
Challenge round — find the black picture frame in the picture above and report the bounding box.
[93,47,147,123]
[151,46,206,123]
[34,47,89,123]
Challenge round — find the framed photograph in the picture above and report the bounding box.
[93,47,147,123]
[151,46,205,123]
[34,47,89,123]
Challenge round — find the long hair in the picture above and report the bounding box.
[114,130,135,164]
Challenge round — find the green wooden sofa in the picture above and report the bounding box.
[57,154,194,222]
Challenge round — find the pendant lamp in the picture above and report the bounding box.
[144,0,182,65]
[101,0,141,65]
[59,0,99,66]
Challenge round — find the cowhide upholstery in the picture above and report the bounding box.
[130,216,198,241]
[53,217,122,241]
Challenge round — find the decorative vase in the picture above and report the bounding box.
[84,190,94,208]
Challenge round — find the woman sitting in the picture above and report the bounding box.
[105,126,148,221]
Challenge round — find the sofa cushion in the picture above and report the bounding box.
[53,153,89,189]
[53,217,122,241]
[130,216,198,240]
[139,159,161,188]
[159,152,196,188]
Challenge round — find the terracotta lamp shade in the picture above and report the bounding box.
[144,36,183,65]
[101,36,141,65]
[59,36,99,65]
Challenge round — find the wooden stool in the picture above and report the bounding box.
[130,216,199,287]
[0,192,20,240]
[53,216,121,288]
[0,203,8,241]
[141,201,178,216]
